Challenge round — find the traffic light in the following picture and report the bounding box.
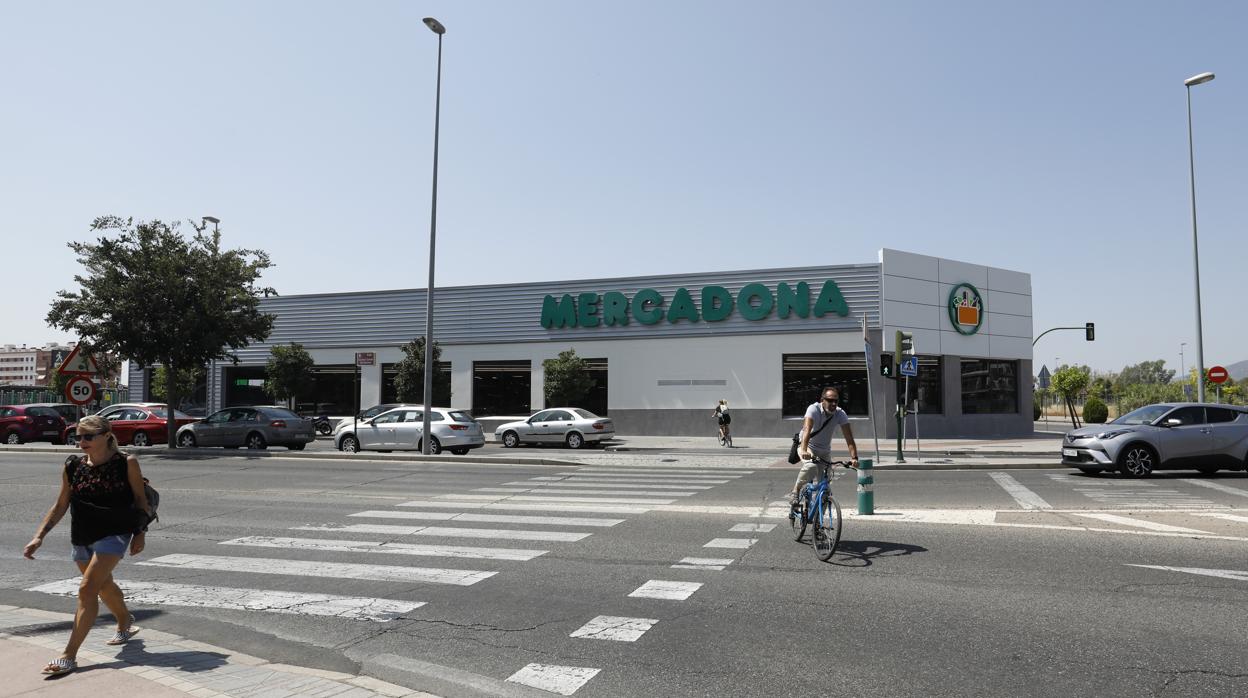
[880,353,895,379]
[894,330,914,367]
[1085,322,1095,341]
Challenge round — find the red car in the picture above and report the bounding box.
[64,403,198,447]
[1,405,68,445]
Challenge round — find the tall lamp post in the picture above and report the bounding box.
[1184,71,1214,402]
[421,17,446,454]
[1180,342,1187,383]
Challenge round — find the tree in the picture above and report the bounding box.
[47,216,275,447]
[149,366,200,406]
[264,343,315,409]
[393,337,450,404]
[543,348,595,407]
[1114,360,1174,393]
[1117,382,1184,413]
[1051,365,1091,429]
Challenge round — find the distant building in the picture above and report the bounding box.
[0,342,122,388]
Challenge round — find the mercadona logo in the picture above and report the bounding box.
[947,282,984,335]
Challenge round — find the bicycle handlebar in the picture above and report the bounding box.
[809,457,857,469]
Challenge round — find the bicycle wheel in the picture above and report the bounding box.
[812,494,843,561]
[790,495,808,542]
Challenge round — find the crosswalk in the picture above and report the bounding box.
[28,461,756,696]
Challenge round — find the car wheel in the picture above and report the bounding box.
[1077,467,1104,476]
[131,431,151,447]
[245,432,267,450]
[450,448,469,455]
[418,437,442,455]
[340,435,360,453]
[1196,465,1219,475]
[177,432,197,448]
[65,432,79,446]
[565,432,585,449]
[502,431,520,448]
[5,431,23,445]
[1118,444,1155,477]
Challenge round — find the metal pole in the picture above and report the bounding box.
[913,396,921,461]
[862,316,880,465]
[856,458,874,515]
[422,24,444,453]
[1186,84,1206,403]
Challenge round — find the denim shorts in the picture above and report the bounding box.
[71,534,132,562]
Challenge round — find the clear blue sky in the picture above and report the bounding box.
[2,1,1243,377]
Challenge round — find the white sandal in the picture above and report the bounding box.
[42,657,77,675]
[106,613,139,645]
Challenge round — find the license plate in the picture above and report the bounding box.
[1062,448,1077,458]
[43,430,59,436]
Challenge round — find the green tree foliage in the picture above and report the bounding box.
[264,343,315,409]
[1114,360,1174,393]
[543,349,596,407]
[1117,382,1184,413]
[46,216,275,446]
[393,337,450,404]
[150,366,200,406]
[1082,396,1108,424]
[1051,365,1091,429]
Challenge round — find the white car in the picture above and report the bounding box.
[494,408,615,449]
[334,406,485,455]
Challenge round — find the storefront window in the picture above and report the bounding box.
[582,358,608,416]
[297,364,359,415]
[782,353,868,417]
[381,362,451,405]
[895,356,942,414]
[961,359,1018,414]
[223,366,267,407]
[473,360,531,417]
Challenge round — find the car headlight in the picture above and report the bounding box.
[1095,430,1132,440]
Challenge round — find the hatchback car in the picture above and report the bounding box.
[64,403,198,447]
[25,403,82,425]
[494,408,615,449]
[0,405,67,444]
[1061,402,1248,476]
[176,406,316,450]
[335,406,485,455]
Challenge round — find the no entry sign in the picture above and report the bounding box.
[1207,366,1229,384]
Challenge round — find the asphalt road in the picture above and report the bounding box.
[2,450,1246,697]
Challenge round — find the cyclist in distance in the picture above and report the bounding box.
[788,387,858,505]
[713,400,731,445]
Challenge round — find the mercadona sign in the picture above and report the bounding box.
[540,280,850,328]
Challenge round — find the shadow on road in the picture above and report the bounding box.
[828,539,928,568]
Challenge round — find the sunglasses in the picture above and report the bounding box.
[77,432,104,442]
[821,396,838,403]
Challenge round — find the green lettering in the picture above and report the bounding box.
[667,287,701,323]
[812,279,850,317]
[775,282,810,319]
[602,291,630,326]
[541,294,578,328]
[737,283,774,321]
[701,285,734,322]
[576,292,601,327]
[632,288,665,325]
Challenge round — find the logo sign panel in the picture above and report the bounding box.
[947,283,985,336]
[355,352,376,366]
[65,375,97,405]
[1207,366,1229,384]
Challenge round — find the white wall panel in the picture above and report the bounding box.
[988,267,1031,294]
[937,259,989,288]
[882,274,940,304]
[984,290,1032,318]
[983,312,1032,339]
[879,249,938,280]
[882,299,941,331]
[989,335,1033,361]
[940,330,991,358]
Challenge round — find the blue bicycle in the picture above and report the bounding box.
[789,458,854,561]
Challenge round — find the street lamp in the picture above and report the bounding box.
[1184,71,1214,402]
[202,216,220,234]
[1180,342,1187,382]
[421,16,445,454]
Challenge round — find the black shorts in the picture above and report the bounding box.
[717,414,731,426]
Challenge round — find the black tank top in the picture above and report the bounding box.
[66,452,140,545]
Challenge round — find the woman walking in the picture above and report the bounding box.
[23,415,150,675]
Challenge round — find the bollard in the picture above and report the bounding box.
[856,458,874,515]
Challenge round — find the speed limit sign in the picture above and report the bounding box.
[65,375,97,405]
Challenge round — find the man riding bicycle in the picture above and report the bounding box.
[788,387,858,506]
[713,400,731,444]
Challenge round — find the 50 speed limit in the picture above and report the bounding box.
[65,375,97,405]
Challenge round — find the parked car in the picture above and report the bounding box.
[494,408,615,449]
[0,405,67,445]
[25,403,82,425]
[1061,402,1248,476]
[335,406,485,455]
[64,403,198,447]
[176,406,316,450]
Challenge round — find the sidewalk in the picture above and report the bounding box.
[0,605,435,698]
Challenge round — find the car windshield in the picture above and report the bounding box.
[26,407,58,418]
[572,409,599,419]
[148,407,193,420]
[1111,405,1172,426]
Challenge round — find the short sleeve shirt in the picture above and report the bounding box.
[803,403,849,452]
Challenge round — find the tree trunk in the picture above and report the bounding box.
[166,358,179,449]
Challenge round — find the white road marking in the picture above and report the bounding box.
[506,481,716,490]
[559,470,745,478]
[730,523,776,532]
[629,580,703,600]
[1127,564,1248,582]
[222,536,547,561]
[704,538,757,549]
[988,472,1053,510]
[293,523,591,542]
[399,500,652,514]
[350,510,624,527]
[1180,479,1248,498]
[671,557,735,571]
[1194,512,1248,524]
[476,487,698,497]
[438,494,678,505]
[507,664,600,695]
[26,578,423,622]
[544,476,733,484]
[569,615,658,642]
[1073,513,1212,533]
[138,554,496,586]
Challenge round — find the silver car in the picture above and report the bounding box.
[334,406,485,455]
[1061,402,1248,476]
[494,408,615,450]
[176,406,316,450]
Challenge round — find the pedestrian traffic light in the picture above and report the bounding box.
[880,353,895,379]
[1085,322,1095,341]
[894,330,914,367]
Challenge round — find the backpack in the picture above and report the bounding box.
[141,477,160,527]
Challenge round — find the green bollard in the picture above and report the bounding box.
[856,458,874,515]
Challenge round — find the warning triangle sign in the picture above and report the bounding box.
[57,345,100,375]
